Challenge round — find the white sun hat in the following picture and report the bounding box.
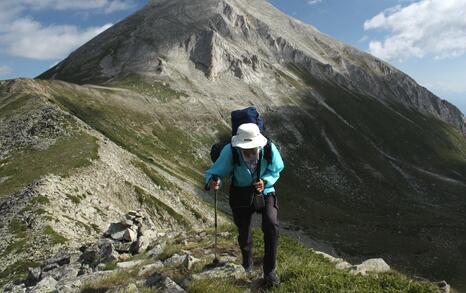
[231,123,268,149]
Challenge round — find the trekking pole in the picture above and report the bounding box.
[212,175,220,265]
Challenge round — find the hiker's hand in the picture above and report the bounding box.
[254,179,264,193]
[210,178,221,190]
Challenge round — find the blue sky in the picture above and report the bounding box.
[0,0,465,114]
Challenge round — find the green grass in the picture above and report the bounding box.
[188,279,247,293]
[8,219,28,238]
[30,195,50,205]
[0,133,99,197]
[0,260,40,288]
[48,83,205,185]
[65,193,83,204]
[2,219,32,258]
[43,225,68,245]
[134,186,189,228]
[108,74,187,102]
[81,267,141,292]
[188,231,438,293]
[132,160,174,191]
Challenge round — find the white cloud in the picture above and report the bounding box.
[307,0,323,5]
[0,65,12,77]
[0,18,112,60]
[0,0,127,61]
[0,0,136,14]
[364,0,466,61]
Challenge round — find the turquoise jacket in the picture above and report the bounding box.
[205,142,284,196]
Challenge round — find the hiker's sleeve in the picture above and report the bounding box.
[204,144,234,191]
[261,143,284,188]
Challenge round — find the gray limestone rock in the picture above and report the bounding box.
[182,254,200,270]
[116,260,144,269]
[123,227,138,242]
[145,274,186,293]
[147,242,166,258]
[351,258,391,275]
[29,276,57,293]
[137,261,164,277]
[25,267,42,286]
[132,235,150,254]
[163,254,185,266]
[190,262,246,281]
[437,281,451,293]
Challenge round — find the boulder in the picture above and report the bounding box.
[163,254,185,266]
[351,258,391,275]
[116,260,144,269]
[131,235,150,254]
[41,264,79,282]
[146,274,186,293]
[43,254,71,267]
[147,242,166,258]
[111,230,127,241]
[121,219,134,227]
[335,261,352,270]
[29,276,57,293]
[80,242,118,266]
[191,262,245,281]
[138,261,164,277]
[182,254,200,270]
[123,228,138,242]
[159,277,186,293]
[3,283,26,293]
[437,280,451,293]
[105,223,127,239]
[55,279,82,293]
[99,242,120,263]
[25,267,42,286]
[78,264,93,276]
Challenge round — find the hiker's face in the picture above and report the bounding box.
[241,147,258,160]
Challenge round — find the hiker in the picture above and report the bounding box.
[205,122,284,287]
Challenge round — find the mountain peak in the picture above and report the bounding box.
[38,0,465,134]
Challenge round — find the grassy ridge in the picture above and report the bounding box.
[47,81,207,185]
[0,133,99,197]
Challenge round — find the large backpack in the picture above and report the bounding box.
[210,107,273,165]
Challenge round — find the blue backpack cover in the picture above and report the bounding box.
[210,107,271,164]
[231,107,265,135]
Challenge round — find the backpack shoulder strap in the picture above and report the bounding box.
[264,141,273,164]
[231,143,240,166]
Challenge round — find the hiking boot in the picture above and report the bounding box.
[264,270,280,288]
[243,264,253,273]
[242,261,254,274]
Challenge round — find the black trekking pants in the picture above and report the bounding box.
[229,185,279,275]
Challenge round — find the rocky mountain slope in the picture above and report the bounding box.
[2,0,466,291]
[0,78,226,289]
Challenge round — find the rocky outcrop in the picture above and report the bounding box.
[2,216,449,292]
